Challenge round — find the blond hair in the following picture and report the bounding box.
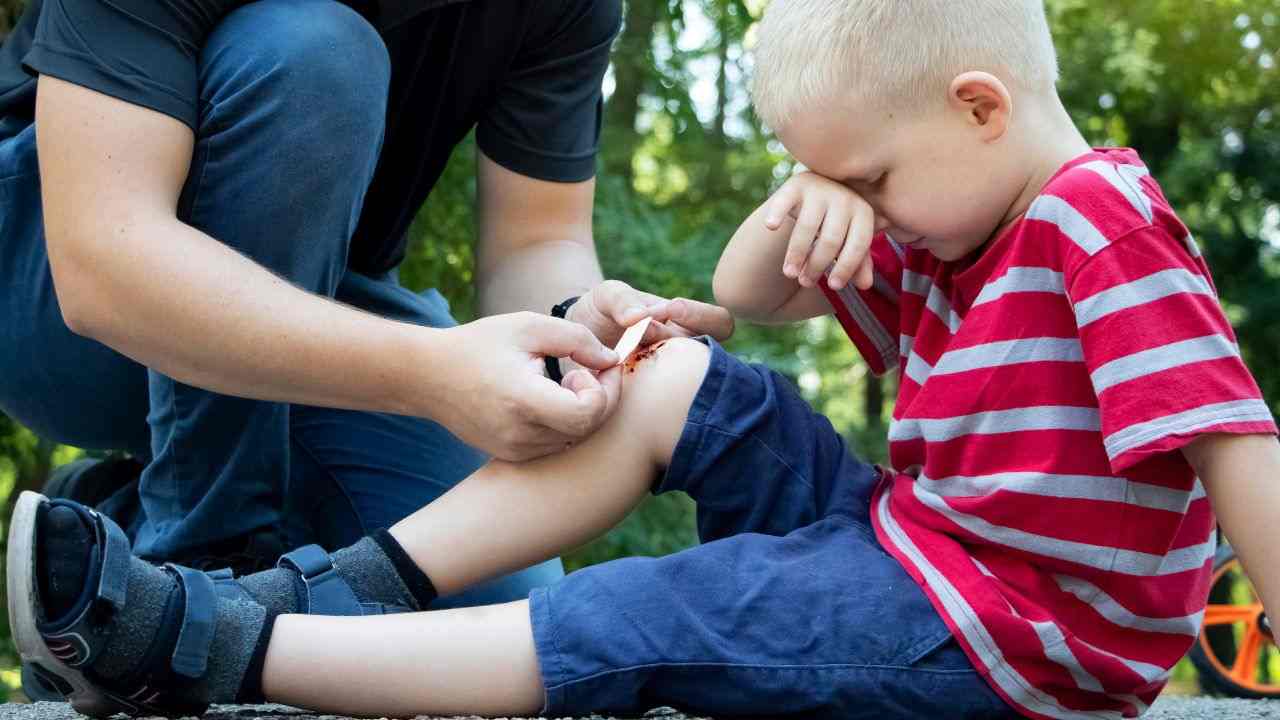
[750,0,1060,129]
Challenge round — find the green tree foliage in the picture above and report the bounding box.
[0,0,1278,697]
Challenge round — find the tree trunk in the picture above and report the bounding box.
[864,374,884,428]
[602,0,660,185]
[706,0,732,192]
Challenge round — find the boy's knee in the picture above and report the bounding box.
[616,338,711,459]
[622,337,711,387]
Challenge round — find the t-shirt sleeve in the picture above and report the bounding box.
[819,232,904,376]
[1065,226,1277,472]
[23,0,250,129]
[475,0,621,183]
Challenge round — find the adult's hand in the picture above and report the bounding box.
[431,312,625,462]
[567,280,736,347]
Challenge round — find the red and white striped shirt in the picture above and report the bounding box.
[823,149,1277,718]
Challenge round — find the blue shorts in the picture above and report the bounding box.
[529,339,1016,719]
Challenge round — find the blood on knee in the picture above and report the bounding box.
[623,339,670,374]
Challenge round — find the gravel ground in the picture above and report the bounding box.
[2,698,1280,719]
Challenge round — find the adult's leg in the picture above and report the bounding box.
[130,0,391,561]
[0,127,152,461]
[1,0,391,562]
[284,273,562,607]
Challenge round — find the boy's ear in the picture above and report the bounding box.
[948,71,1012,142]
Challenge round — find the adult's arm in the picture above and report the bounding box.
[37,77,619,460]
[474,150,602,318]
[474,151,734,348]
[37,75,451,414]
[471,0,732,348]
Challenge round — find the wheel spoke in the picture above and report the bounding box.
[1204,603,1263,627]
[1231,627,1267,684]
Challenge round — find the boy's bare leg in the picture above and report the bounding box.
[391,337,711,597]
[266,603,542,716]
[263,338,712,717]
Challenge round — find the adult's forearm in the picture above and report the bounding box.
[476,238,603,317]
[63,212,444,418]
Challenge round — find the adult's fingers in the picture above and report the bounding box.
[590,280,670,329]
[565,366,622,424]
[662,298,734,340]
[522,371,611,439]
[521,313,618,370]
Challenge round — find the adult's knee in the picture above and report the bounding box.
[200,0,390,138]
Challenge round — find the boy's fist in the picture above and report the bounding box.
[764,171,878,291]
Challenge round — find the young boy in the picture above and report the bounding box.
[9,1,1280,718]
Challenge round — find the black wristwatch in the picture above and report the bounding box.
[545,296,581,384]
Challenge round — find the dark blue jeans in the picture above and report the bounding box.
[0,0,560,607]
[530,340,1015,718]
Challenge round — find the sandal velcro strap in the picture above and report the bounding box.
[164,564,218,680]
[37,502,134,668]
[206,567,256,604]
[278,545,363,616]
[91,509,131,612]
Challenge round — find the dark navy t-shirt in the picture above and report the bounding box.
[0,0,620,274]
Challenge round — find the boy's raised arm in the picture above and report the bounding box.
[714,173,877,324]
[1185,433,1280,618]
[714,203,829,323]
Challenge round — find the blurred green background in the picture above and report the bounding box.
[2,0,1280,701]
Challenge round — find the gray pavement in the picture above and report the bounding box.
[2,698,1280,719]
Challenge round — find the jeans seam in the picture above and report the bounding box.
[290,430,370,539]
[165,381,189,525]
[543,660,981,693]
[546,590,570,706]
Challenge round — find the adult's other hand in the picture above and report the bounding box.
[567,279,735,347]
[431,312,623,462]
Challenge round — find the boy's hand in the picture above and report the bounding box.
[763,171,877,291]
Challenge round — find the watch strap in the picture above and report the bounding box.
[545,296,581,383]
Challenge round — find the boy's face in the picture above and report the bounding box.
[777,100,1021,262]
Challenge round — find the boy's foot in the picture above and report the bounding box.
[8,492,439,716]
[8,492,273,717]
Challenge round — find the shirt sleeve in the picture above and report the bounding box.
[1065,226,1277,472]
[23,0,251,129]
[475,0,621,183]
[820,232,905,376]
